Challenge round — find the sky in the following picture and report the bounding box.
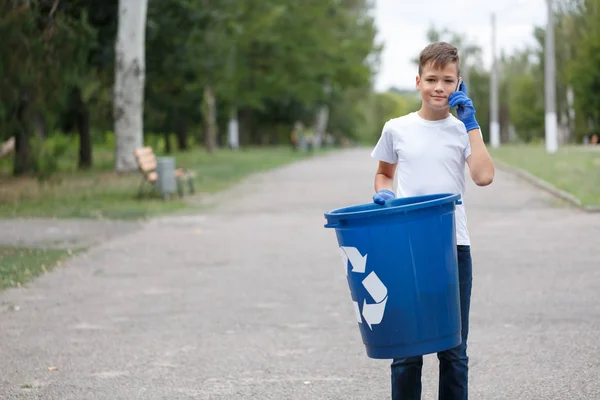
[372,0,549,92]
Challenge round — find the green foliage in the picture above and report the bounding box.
[467,68,491,142]
[565,0,600,138]
[508,74,545,142]
[0,1,96,175]
[30,134,73,182]
[0,2,95,119]
[0,0,380,176]
[0,146,330,220]
[142,0,381,145]
[328,88,420,145]
[497,48,545,142]
[327,87,372,142]
[5,0,600,180]
[375,92,419,122]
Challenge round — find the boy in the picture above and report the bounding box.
[370,42,495,400]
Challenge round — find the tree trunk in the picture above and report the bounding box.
[564,86,575,143]
[314,104,329,149]
[203,85,217,153]
[164,131,171,153]
[74,88,93,169]
[500,102,510,144]
[13,97,31,176]
[239,108,255,146]
[176,121,188,151]
[227,107,239,150]
[113,0,148,171]
[13,87,32,176]
[33,113,47,141]
[14,132,31,176]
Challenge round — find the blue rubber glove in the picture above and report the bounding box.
[448,82,480,132]
[373,189,395,205]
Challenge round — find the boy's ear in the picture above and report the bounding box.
[415,75,421,90]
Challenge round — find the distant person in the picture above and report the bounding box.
[290,129,299,150]
[590,133,599,145]
[290,121,303,150]
[370,42,495,400]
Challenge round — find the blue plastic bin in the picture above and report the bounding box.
[324,193,462,359]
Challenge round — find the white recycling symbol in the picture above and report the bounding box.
[339,246,388,330]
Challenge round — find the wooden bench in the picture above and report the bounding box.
[133,147,195,199]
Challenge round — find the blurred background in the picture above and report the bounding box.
[0,0,598,223]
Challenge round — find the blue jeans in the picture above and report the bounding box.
[391,245,473,400]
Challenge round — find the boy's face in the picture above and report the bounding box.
[416,62,460,110]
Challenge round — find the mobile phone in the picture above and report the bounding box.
[456,78,463,92]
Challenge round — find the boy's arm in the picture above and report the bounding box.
[371,122,398,204]
[466,129,495,186]
[372,161,397,205]
[374,161,396,192]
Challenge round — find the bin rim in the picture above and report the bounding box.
[324,193,460,227]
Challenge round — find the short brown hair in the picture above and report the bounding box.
[418,42,460,77]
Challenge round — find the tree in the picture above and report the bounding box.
[114,0,148,171]
[0,0,94,175]
[497,48,543,142]
[509,74,545,142]
[61,0,117,169]
[564,0,600,140]
[0,0,382,169]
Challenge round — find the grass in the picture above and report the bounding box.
[0,142,331,290]
[489,144,600,207]
[0,246,78,289]
[0,145,328,219]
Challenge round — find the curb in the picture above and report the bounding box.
[495,160,600,213]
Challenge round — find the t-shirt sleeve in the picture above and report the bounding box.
[464,139,471,159]
[371,122,398,164]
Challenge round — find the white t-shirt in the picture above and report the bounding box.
[370,112,472,246]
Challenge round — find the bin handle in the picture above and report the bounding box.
[324,222,340,228]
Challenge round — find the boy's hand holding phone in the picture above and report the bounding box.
[449,81,480,132]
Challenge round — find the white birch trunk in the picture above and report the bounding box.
[203,85,217,153]
[314,105,329,148]
[228,108,239,150]
[113,0,148,171]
